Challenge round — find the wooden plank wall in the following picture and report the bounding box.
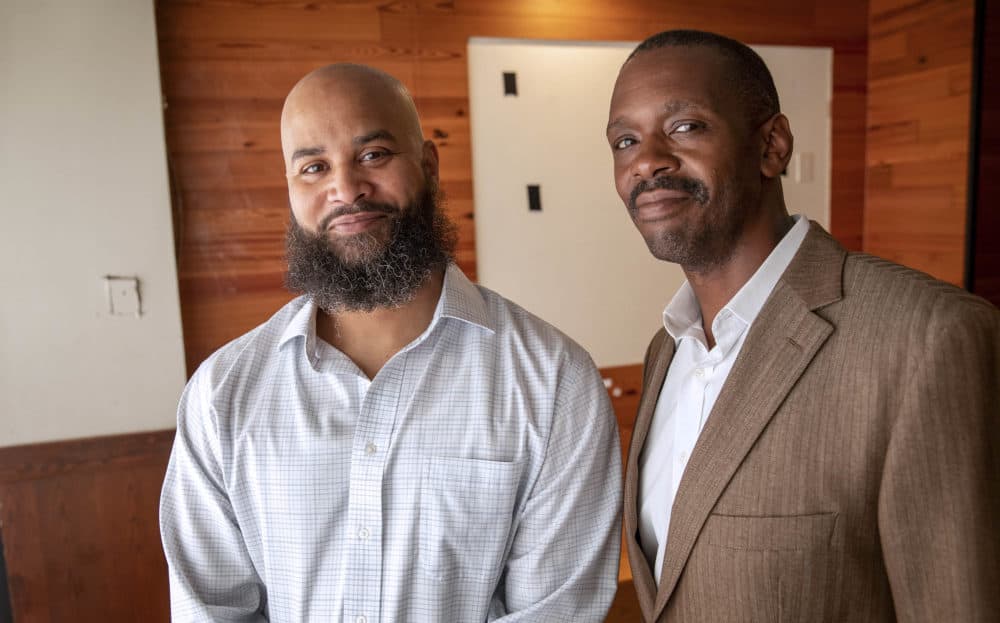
[865,0,975,285]
[155,0,870,375]
[971,0,1000,305]
[0,432,174,623]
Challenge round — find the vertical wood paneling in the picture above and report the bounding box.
[155,0,870,374]
[865,0,975,285]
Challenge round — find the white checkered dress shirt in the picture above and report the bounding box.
[160,264,622,622]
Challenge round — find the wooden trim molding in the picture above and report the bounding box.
[0,430,175,484]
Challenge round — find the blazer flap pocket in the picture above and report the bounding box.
[703,512,837,551]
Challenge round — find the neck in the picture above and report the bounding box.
[684,210,793,349]
[315,266,446,379]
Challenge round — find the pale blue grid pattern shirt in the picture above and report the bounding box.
[160,264,622,622]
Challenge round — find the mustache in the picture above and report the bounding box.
[318,200,398,232]
[629,175,709,211]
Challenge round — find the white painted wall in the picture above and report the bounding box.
[469,38,831,368]
[0,0,186,447]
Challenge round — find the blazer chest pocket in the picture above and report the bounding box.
[694,512,838,622]
[418,456,520,583]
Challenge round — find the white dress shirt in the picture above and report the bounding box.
[160,264,622,622]
[638,215,809,583]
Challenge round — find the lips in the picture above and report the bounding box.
[632,188,691,221]
[327,211,387,235]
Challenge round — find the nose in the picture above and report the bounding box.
[631,136,680,181]
[325,166,372,206]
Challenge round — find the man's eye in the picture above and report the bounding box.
[673,122,700,133]
[360,149,393,163]
[613,137,637,150]
[301,162,326,175]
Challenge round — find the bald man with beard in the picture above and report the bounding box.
[159,65,622,622]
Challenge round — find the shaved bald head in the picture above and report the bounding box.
[281,63,425,165]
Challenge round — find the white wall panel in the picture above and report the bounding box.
[0,0,186,446]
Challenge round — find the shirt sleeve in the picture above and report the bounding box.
[878,298,1000,622]
[489,352,623,621]
[159,365,268,622]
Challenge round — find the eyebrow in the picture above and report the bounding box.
[606,100,700,134]
[290,146,325,164]
[354,129,398,146]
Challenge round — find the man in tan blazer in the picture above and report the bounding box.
[607,29,1000,622]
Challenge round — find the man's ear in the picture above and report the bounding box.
[759,113,793,179]
[422,140,440,182]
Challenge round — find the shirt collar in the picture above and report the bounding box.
[662,214,810,343]
[278,296,319,353]
[437,263,494,332]
[725,214,810,326]
[277,263,494,353]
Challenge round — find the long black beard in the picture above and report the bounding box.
[284,181,457,313]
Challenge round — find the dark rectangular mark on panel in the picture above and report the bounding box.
[527,184,542,211]
[503,72,518,96]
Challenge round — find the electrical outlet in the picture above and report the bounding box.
[104,276,141,317]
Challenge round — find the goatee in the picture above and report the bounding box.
[284,179,457,313]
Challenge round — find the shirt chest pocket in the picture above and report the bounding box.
[418,456,520,583]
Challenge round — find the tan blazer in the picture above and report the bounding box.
[624,223,1000,622]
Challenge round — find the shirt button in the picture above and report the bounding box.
[355,616,367,623]
[365,442,377,455]
[358,527,370,540]
[693,368,705,378]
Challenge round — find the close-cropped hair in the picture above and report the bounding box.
[628,29,781,127]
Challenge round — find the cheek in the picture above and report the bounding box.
[613,162,631,201]
[287,185,322,226]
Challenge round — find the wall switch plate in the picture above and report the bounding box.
[792,152,814,183]
[104,276,141,317]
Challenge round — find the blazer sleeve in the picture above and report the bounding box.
[878,297,1000,622]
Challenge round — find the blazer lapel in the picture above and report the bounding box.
[624,329,675,620]
[651,223,846,620]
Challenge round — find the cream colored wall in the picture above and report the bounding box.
[469,39,830,368]
[0,0,186,446]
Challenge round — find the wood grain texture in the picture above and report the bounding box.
[971,0,1000,306]
[155,0,870,374]
[0,432,174,623]
[865,0,975,285]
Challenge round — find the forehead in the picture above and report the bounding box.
[280,79,413,156]
[609,46,737,125]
